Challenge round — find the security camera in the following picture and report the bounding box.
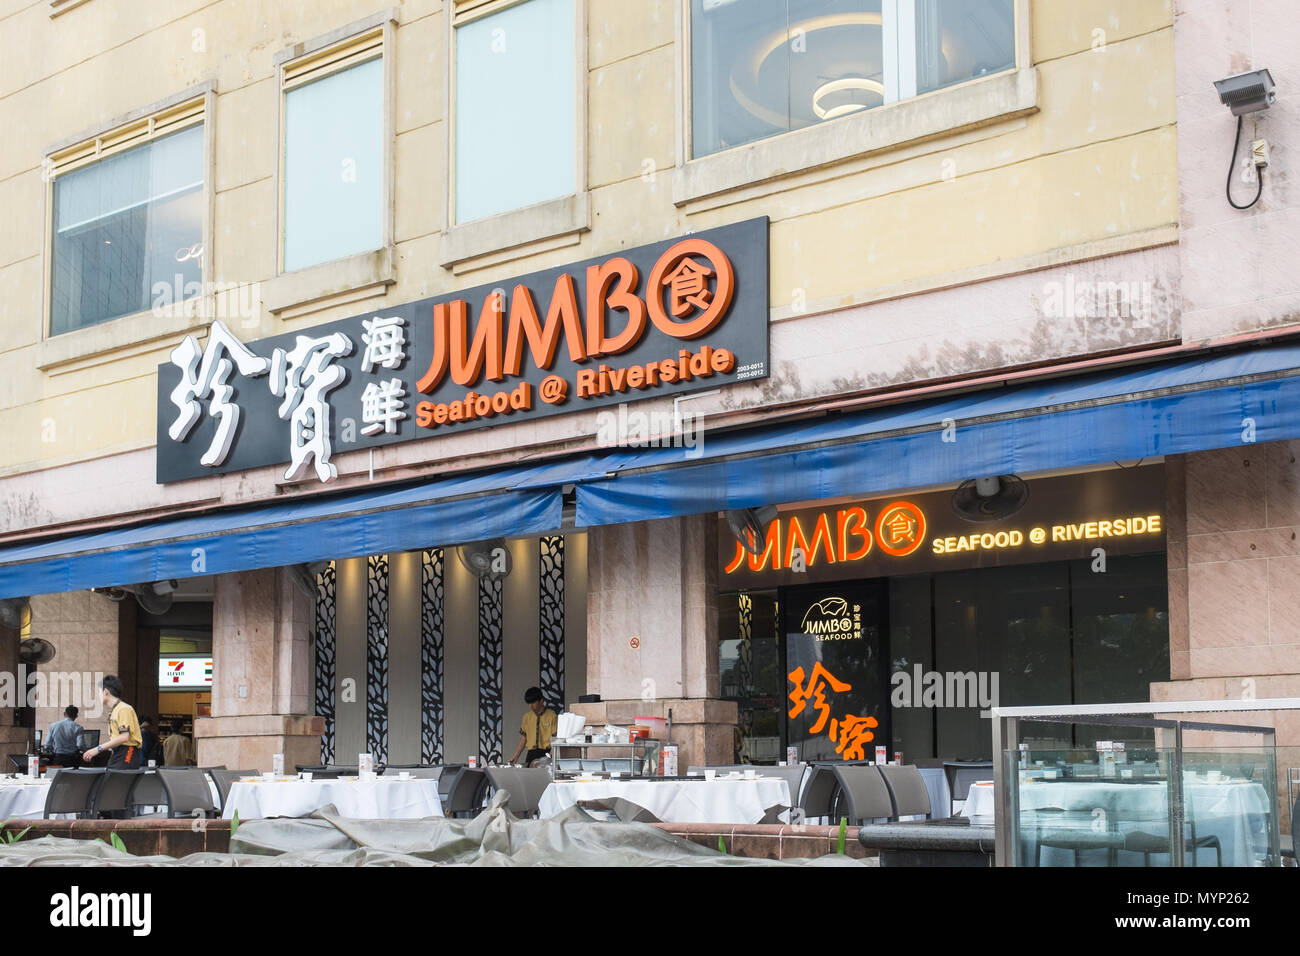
[1213,69,1276,115]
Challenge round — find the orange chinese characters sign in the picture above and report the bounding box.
[787,663,877,757]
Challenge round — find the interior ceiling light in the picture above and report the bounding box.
[730,12,884,127]
[812,77,885,119]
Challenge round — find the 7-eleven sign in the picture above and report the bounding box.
[159,657,213,687]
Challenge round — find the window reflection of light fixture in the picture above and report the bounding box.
[812,77,885,119]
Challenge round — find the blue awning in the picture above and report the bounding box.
[0,466,563,599]
[572,341,1300,525]
[2,340,1299,600]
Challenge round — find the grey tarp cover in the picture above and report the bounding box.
[0,792,869,867]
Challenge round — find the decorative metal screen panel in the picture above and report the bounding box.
[366,553,390,762]
[420,549,445,765]
[737,592,753,698]
[314,563,337,765]
[477,575,504,764]
[538,536,565,709]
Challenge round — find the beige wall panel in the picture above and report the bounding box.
[442,549,480,762]
[385,549,423,764]
[588,42,675,189]
[1031,0,1172,63]
[333,555,367,761]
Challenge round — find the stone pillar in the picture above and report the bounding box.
[1153,447,1300,833]
[0,618,24,754]
[575,515,736,769]
[28,591,120,740]
[196,568,322,772]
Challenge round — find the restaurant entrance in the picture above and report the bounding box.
[717,465,1172,765]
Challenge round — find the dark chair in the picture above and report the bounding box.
[157,767,218,818]
[208,769,258,812]
[1122,824,1222,867]
[879,765,933,820]
[43,768,105,819]
[127,770,166,816]
[1031,807,1125,866]
[91,769,144,818]
[832,765,896,825]
[7,754,32,773]
[444,767,489,818]
[799,765,842,823]
[485,766,551,818]
[435,764,464,808]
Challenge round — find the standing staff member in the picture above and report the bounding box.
[509,687,557,767]
[82,675,143,769]
[48,706,84,767]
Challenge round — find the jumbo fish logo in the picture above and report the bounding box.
[800,597,858,640]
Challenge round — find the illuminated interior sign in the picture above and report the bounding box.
[725,501,926,574]
[719,467,1169,587]
[158,657,212,688]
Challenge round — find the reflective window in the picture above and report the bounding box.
[690,0,1015,158]
[454,0,576,223]
[283,56,385,272]
[50,124,204,335]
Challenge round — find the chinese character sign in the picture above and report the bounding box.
[784,583,889,761]
[156,218,769,484]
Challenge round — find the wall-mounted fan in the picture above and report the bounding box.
[19,638,56,665]
[725,505,779,556]
[0,597,30,631]
[458,539,513,579]
[952,475,1029,523]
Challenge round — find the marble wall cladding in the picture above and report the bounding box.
[587,515,720,702]
[1176,443,1300,680]
[27,590,120,737]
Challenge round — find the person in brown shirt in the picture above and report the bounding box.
[163,717,196,766]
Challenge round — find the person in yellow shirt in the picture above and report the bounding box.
[509,687,557,767]
[82,675,143,769]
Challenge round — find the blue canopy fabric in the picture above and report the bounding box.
[2,340,1298,600]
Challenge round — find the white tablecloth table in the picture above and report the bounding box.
[221,777,444,820]
[0,778,53,820]
[539,777,791,825]
[961,777,1274,865]
[960,780,996,824]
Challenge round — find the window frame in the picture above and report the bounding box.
[675,0,1035,208]
[440,0,589,272]
[37,84,215,369]
[273,15,397,282]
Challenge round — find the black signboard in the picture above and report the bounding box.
[157,217,769,483]
[784,580,890,762]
